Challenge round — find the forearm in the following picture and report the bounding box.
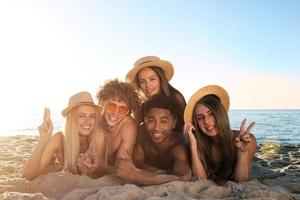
[234,151,249,182]
[133,168,182,186]
[190,145,207,178]
[22,138,49,180]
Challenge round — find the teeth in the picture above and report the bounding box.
[82,126,90,129]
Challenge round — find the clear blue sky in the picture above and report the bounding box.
[0,0,299,132]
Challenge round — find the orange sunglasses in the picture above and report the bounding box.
[106,101,129,116]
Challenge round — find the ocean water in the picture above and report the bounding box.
[229,109,300,144]
[1,110,300,144]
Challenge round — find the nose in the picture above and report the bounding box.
[112,107,118,116]
[145,80,150,89]
[204,116,211,125]
[153,122,161,132]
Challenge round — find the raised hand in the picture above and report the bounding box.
[235,119,255,152]
[38,108,53,140]
[183,123,197,147]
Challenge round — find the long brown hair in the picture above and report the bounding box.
[192,95,236,182]
[135,66,186,130]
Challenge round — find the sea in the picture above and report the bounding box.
[1,109,300,144]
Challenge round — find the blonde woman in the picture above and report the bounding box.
[22,91,105,180]
[126,56,185,131]
[183,85,256,183]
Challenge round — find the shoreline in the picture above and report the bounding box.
[0,135,299,199]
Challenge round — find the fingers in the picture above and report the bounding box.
[241,133,252,143]
[43,108,50,122]
[245,121,255,134]
[239,119,247,134]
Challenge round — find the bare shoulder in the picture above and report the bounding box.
[171,144,188,161]
[120,116,137,133]
[121,115,136,125]
[48,132,64,151]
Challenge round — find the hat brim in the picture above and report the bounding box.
[126,60,174,83]
[62,102,102,117]
[184,85,230,123]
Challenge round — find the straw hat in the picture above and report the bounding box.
[184,85,230,123]
[125,56,174,83]
[62,91,101,117]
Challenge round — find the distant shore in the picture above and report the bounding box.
[0,135,299,199]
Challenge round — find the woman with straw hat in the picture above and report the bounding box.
[183,85,256,183]
[22,91,105,180]
[126,55,186,131]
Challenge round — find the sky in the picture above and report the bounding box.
[0,0,299,133]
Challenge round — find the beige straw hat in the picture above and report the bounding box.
[184,85,230,123]
[125,56,174,83]
[62,91,101,117]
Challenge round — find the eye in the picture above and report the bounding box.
[196,116,204,121]
[78,114,86,119]
[138,79,145,85]
[161,119,168,124]
[146,118,154,124]
[89,114,96,119]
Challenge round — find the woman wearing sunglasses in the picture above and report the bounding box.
[126,56,186,132]
[77,79,141,175]
[183,85,256,184]
[22,91,105,180]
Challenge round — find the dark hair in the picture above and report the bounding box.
[192,95,236,182]
[143,94,178,118]
[142,94,184,132]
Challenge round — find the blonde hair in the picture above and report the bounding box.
[62,106,102,174]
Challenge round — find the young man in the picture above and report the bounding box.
[76,79,141,176]
[115,95,191,185]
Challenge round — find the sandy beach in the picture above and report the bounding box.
[0,135,299,200]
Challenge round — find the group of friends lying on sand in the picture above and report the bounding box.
[22,56,256,186]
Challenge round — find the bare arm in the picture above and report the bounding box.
[116,142,191,185]
[116,158,183,186]
[22,108,62,180]
[116,118,137,160]
[171,145,191,179]
[22,132,63,180]
[234,119,257,182]
[183,123,207,178]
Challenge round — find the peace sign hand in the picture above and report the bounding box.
[235,119,255,152]
[38,108,53,140]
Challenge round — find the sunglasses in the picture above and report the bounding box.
[106,101,129,116]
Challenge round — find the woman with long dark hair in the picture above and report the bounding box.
[183,85,256,183]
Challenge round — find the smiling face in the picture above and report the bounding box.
[194,103,218,137]
[76,105,97,136]
[144,107,176,144]
[137,67,161,97]
[102,98,129,127]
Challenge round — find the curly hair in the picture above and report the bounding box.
[96,79,141,112]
